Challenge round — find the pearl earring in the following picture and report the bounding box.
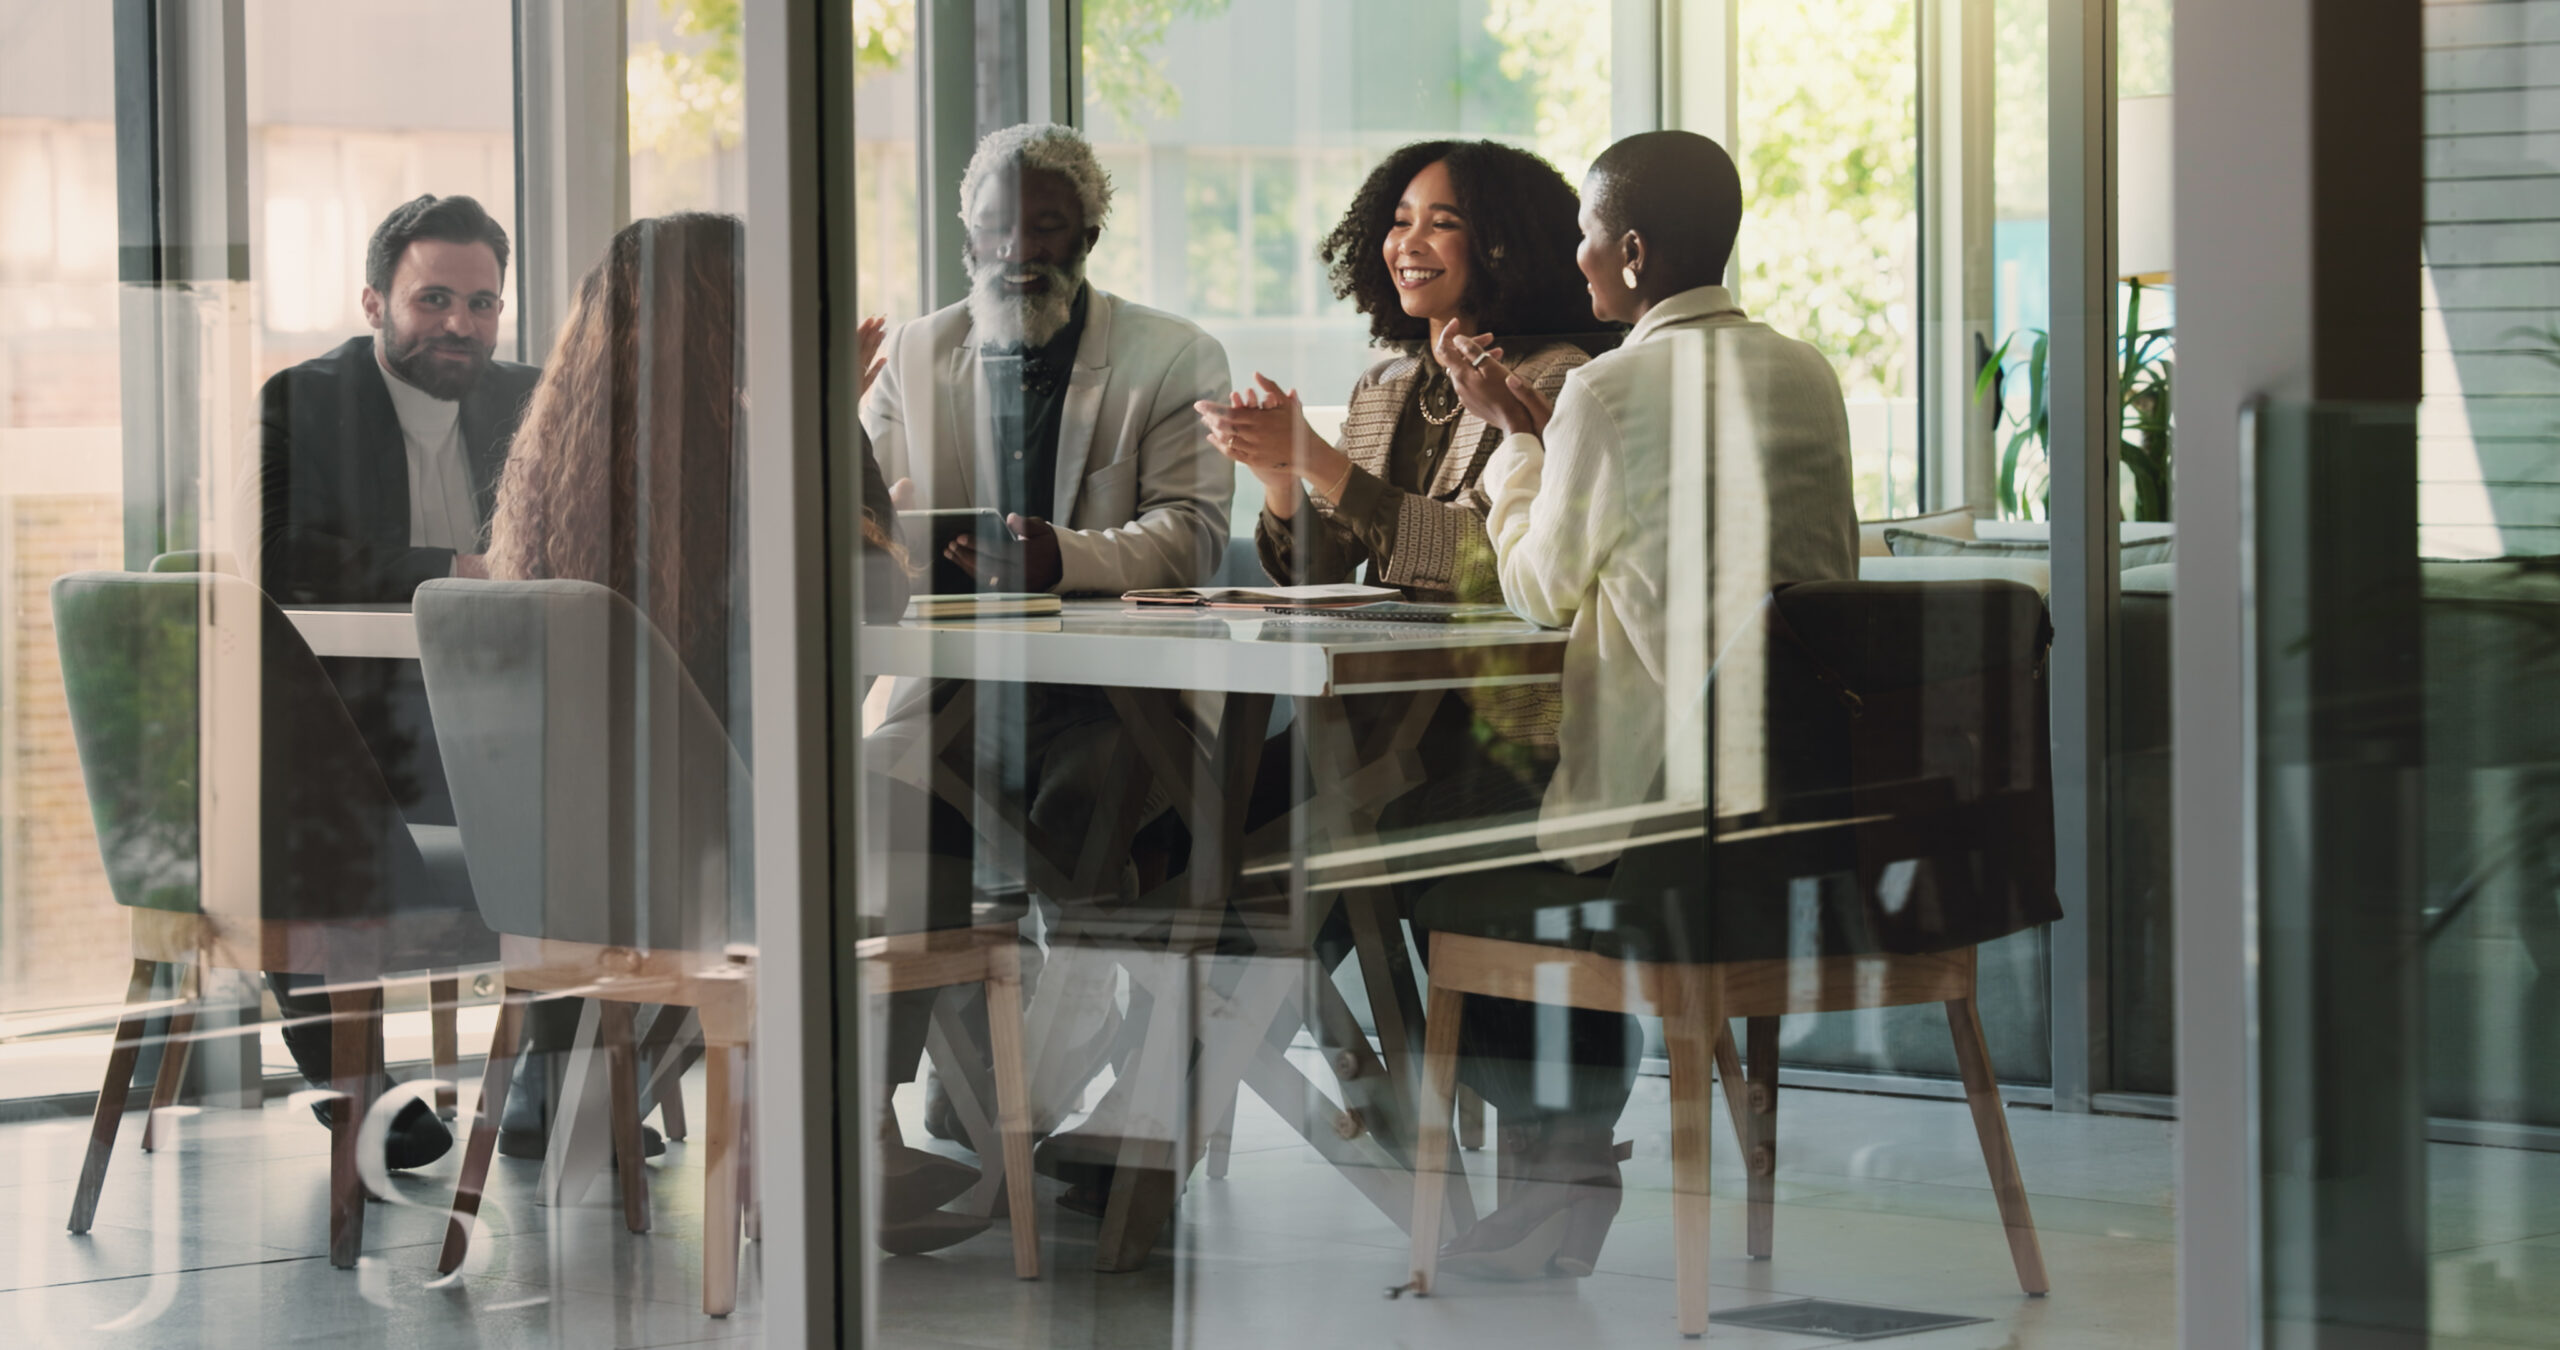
[1621,265,1639,289]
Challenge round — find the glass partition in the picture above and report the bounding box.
[841,2,2173,1344]
[0,2,800,1342]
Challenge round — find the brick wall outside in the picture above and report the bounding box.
[3,493,128,1013]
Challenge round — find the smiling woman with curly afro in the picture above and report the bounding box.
[1197,136,1598,960]
[1320,139,1596,352]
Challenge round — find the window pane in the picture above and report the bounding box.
[1739,0,1920,518]
[1,2,784,1341]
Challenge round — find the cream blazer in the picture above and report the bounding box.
[1483,286,1860,866]
[861,286,1233,595]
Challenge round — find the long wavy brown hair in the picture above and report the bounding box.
[487,213,748,702]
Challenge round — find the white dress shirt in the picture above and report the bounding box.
[1482,286,1860,867]
[377,351,484,553]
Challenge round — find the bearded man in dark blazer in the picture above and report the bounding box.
[254,194,539,604]
[248,194,537,1169]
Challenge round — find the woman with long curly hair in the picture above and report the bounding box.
[484,214,986,1255]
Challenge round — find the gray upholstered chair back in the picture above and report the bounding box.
[50,570,449,923]
[413,578,744,952]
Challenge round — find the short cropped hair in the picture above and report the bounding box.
[1319,139,1592,353]
[1586,131,1744,292]
[364,194,511,296]
[958,123,1113,232]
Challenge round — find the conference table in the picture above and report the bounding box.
[857,601,1582,1268]
[284,597,1592,1269]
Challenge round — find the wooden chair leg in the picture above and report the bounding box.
[1204,1086,1240,1180]
[1946,995,2049,1295]
[1667,981,1723,1339]
[328,982,384,1268]
[703,1041,747,1317]
[1406,981,1467,1296]
[984,944,1042,1280]
[439,990,529,1275]
[1744,1015,1780,1260]
[140,966,200,1153]
[636,1006,692,1141]
[429,976,460,1119]
[1456,1084,1486,1152]
[68,959,159,1234]
[601,1001,651,1235]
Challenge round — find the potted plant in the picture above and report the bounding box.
[1974,279,2175,522]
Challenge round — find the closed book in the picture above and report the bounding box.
[904,592,1064,620]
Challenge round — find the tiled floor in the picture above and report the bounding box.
[3,1057,2557,1348]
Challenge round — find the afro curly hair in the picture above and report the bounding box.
[1319,140,1593,354]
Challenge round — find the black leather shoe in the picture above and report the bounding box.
[308,1097,453,1171]
[877,1208,993,1256]
[881,1143,979,1221]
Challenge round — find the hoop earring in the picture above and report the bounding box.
[1620,265,1639,289]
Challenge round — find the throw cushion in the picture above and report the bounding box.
[1858,505,1977,557]
[1884,528,2173,569]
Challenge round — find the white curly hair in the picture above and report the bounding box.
[957,123,1113,232]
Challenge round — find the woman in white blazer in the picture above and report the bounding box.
[1425,131,1860,1280]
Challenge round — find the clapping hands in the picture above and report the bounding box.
[1195,374,1351,505]
[1435,326,1554,439]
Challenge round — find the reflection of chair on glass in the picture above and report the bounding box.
[417,579,1040,1313]
[52,569,495,1267]
[1407,580,2060,1337]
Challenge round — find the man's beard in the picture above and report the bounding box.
[965,253,1084,350]
[379,317,493,400]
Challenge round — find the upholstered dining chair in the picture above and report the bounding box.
[52,569,496,1267]
[415,578,1040,1316]
[1405,579,2061,1338]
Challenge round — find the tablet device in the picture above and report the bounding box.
[898,508,1009,594]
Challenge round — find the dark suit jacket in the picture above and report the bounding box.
[255,335,540,603]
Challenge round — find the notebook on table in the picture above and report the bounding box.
[1122,583,1399,609]
[1261,601,1517,624]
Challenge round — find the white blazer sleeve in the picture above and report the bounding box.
[1484,374,1624,630]
[858,320,915,486]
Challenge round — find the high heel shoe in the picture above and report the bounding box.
[1549,1133,1629,1277]
[1550,1179,1623,1277]
[1435,1184,1574,1281]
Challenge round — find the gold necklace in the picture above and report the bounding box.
[1417,368,1461,426]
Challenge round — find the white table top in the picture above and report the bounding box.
[285,598,1571,698]
[856,600,1568,697]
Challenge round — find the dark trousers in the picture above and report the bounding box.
[266,972,360,1089]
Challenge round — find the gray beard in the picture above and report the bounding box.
[965,257,1083,350]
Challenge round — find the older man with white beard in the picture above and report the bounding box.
[864,121,1231,596]
[859,123,1233,1223]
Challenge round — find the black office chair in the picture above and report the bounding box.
[1406,579,2061,1336]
